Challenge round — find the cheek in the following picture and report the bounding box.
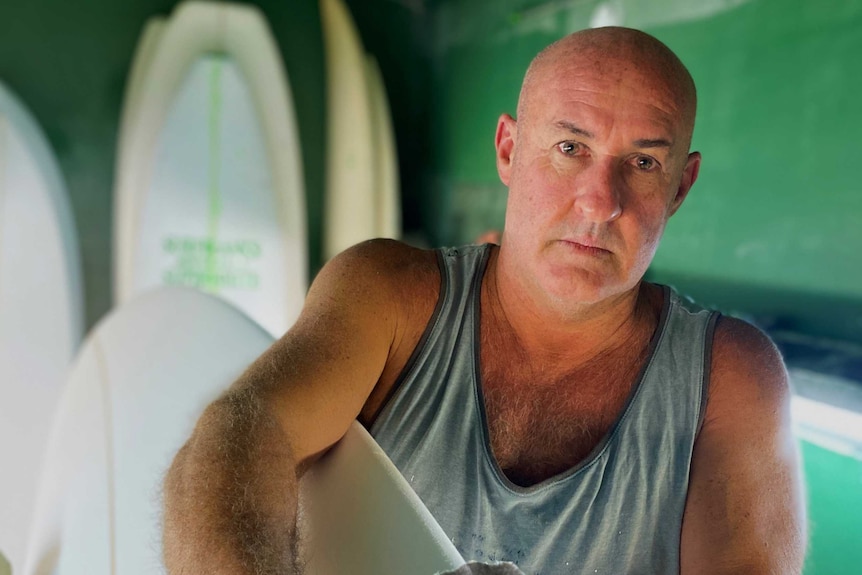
[508,165,557,223]
[634,220,669,274]
[619,199,670,262]
[517,156,573,208]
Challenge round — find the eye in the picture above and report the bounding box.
[633,155,659,171]
[557,141,583,156]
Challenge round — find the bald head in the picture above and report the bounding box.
[517,27,697,149]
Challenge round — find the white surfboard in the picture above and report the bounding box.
[0,81,84,574]
[321,0,377,260]
[303,424,464,575]
[23,288,464,575]
[113,0,307,338]
[113,16,164,286]
[365,55,401,240]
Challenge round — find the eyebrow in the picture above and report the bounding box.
[555,121,673,149]
[633,138,673,149]
[555,121,593,138]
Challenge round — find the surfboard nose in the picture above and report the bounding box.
[113,0,307,338]
[25,287,274,575]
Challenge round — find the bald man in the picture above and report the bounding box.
[163,27,806,574]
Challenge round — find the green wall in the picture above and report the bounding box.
[651,0,862,342]
[427,0,862,343]
[801,440,862,575]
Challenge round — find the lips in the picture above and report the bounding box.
[559,238,611,256]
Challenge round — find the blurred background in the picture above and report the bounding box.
[0,0,859,573]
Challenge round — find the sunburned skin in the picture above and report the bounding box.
[493,29,700,358]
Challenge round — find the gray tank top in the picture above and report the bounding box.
[371,245,718,575]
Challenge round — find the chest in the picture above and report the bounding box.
[480,342,649,487]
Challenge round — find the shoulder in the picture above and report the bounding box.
[706,315,790,422]
[694,315,798,507]
[302,240,443,383]
[315,238,439,285]
[306,239,441,314]
[310,240,444,424]
[682,316,806,572]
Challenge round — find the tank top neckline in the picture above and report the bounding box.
[469,247,674,495]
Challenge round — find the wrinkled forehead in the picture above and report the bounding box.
[523,66,692,155]
[526,55,689,118]
[518,33,696,144]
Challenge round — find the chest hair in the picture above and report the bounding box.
[480,326,652,487]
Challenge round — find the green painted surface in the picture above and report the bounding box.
[649,0,862,342]
[800,440,862,575]
[427,0,862,343]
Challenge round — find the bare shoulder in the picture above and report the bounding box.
[681,313,806,574]
[227,240,441,463]
[299,237,442,375]
[307,239,440,310]
[706,315,790,421]
[304,240,442,425]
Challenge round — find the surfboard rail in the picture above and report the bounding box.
[365,55,401,241]
[321,0,376,260]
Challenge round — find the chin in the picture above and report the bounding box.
[541,266,628,307]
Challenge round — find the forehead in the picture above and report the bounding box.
[524,57,689,146]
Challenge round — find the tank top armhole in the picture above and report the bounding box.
[696,311,721,439]
[369,249,450,425]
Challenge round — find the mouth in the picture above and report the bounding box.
[559,239,612,257]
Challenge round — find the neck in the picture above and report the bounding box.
[484,247,659,367]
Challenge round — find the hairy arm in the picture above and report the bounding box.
[163,387,301,574]
[680,317,807,574]
[162,240,437,574]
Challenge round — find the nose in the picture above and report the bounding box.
[573,159,622,222]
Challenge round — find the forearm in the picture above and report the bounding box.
[163,388,302,574]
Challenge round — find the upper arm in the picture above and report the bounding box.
[227,239,439,468]
[680,316,807,574]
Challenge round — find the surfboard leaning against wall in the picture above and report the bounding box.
[321,0,402,261]
[0,80,84,575]
[113,0,307,338]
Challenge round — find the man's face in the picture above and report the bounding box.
[496,55,700,308]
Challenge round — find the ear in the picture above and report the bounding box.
[668,151,701,216]
[495,113,517,186]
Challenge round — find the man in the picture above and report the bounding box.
[163,27,806,574]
